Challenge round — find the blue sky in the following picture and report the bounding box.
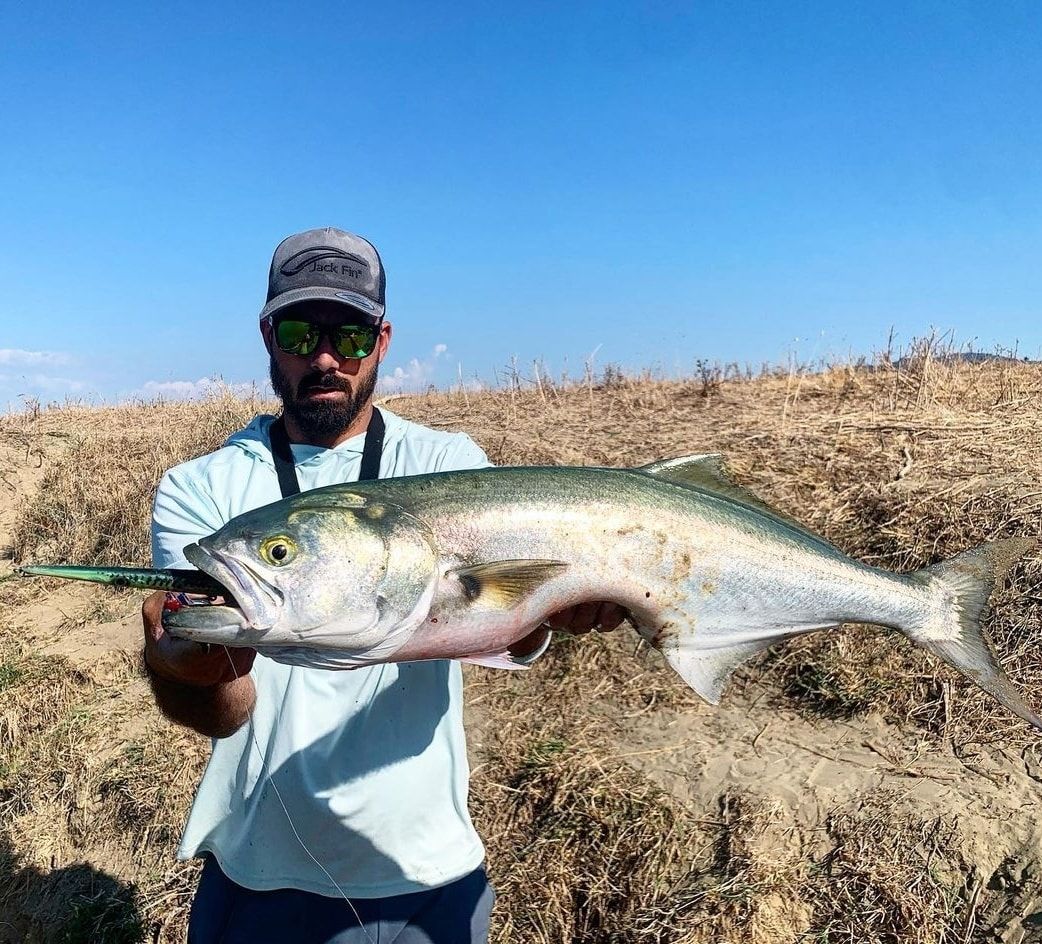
[1,1,1040,407]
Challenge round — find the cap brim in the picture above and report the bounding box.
[259,287,384,323]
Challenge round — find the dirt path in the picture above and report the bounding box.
[0,421,141,663]
[619,694,1042,875]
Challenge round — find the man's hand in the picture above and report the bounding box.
[504,602,629,663]
[142,591,256,687]
[543,601,629,635]
[141,591,257,738]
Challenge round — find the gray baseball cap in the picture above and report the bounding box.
[259,227,386,323]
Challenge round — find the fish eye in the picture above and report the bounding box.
[260,536,297,566]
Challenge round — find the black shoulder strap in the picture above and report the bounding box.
[269,416,301,498]
[269,407,385,499]
[358,407,385,482]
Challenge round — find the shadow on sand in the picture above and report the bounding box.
[0,833,144,944]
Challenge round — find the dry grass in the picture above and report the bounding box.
[0,634,204,943]
[803,797,966,944]
[3,344,1042,941]
[466,633,973,944]
[9,394,271,566]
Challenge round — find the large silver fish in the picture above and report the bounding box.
[24,455,1042,729]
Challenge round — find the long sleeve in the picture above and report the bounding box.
[151,468,227,569]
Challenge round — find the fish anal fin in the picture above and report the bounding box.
[641,610,811,704]
[639,454,818,540]
[658,635,772,704]
[451,559,568,609]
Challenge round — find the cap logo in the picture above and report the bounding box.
[280,246,370,279]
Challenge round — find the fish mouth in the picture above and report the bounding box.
[162,544,284,644]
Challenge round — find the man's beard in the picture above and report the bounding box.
[269,357,378,441]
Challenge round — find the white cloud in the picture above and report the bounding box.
[127,377,266,401]
[378,343,451,394]
[0,373,90,412]
[29,374,87,393]
[0,348,71,368]
[0,373,86,395]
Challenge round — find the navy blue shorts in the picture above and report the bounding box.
[187,855,495,944]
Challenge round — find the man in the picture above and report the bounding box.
[142,227,624,944]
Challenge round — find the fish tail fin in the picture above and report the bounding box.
[906,537,1042,731]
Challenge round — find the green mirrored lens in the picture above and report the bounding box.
[334,325,378,359]
[275,320,318,354]
[273,317,379,358]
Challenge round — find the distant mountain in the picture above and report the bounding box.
[893,351,1036,369]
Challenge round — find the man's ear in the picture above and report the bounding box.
[260,318,273,355]
[376,321,392,365]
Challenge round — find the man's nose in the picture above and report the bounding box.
[308,334,342,372]
[308,334,362,374]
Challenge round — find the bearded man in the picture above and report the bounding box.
[140,227,624,944]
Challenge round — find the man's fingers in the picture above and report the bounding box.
[543,602,633,635]
[143,594,256,686]
[223,645,257,679]
[153,631,214,671]
[570,602,602,632]
[150,635,253,687]
[141,590,167,642]
[595,603,628,632]
[543,605,578,631]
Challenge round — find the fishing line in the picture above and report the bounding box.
[222,646,377,944]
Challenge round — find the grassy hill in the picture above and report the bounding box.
[3,348,1042,943]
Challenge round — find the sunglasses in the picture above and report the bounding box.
[269,316,383,359]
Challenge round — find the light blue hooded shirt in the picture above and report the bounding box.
[151,409,491,898]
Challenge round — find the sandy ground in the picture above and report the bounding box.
[0,424,142,656]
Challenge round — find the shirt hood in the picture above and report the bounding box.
[222,414,277,465]
[222,410,401,467]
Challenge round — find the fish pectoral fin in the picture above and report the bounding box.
[459,650,531,671]
[450,559,568,609]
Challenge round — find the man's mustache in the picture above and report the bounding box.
[297,372,351,397]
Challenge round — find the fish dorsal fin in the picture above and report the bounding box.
[450,559,568,609]
[639,454,768,507]
[639,454,819,540]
